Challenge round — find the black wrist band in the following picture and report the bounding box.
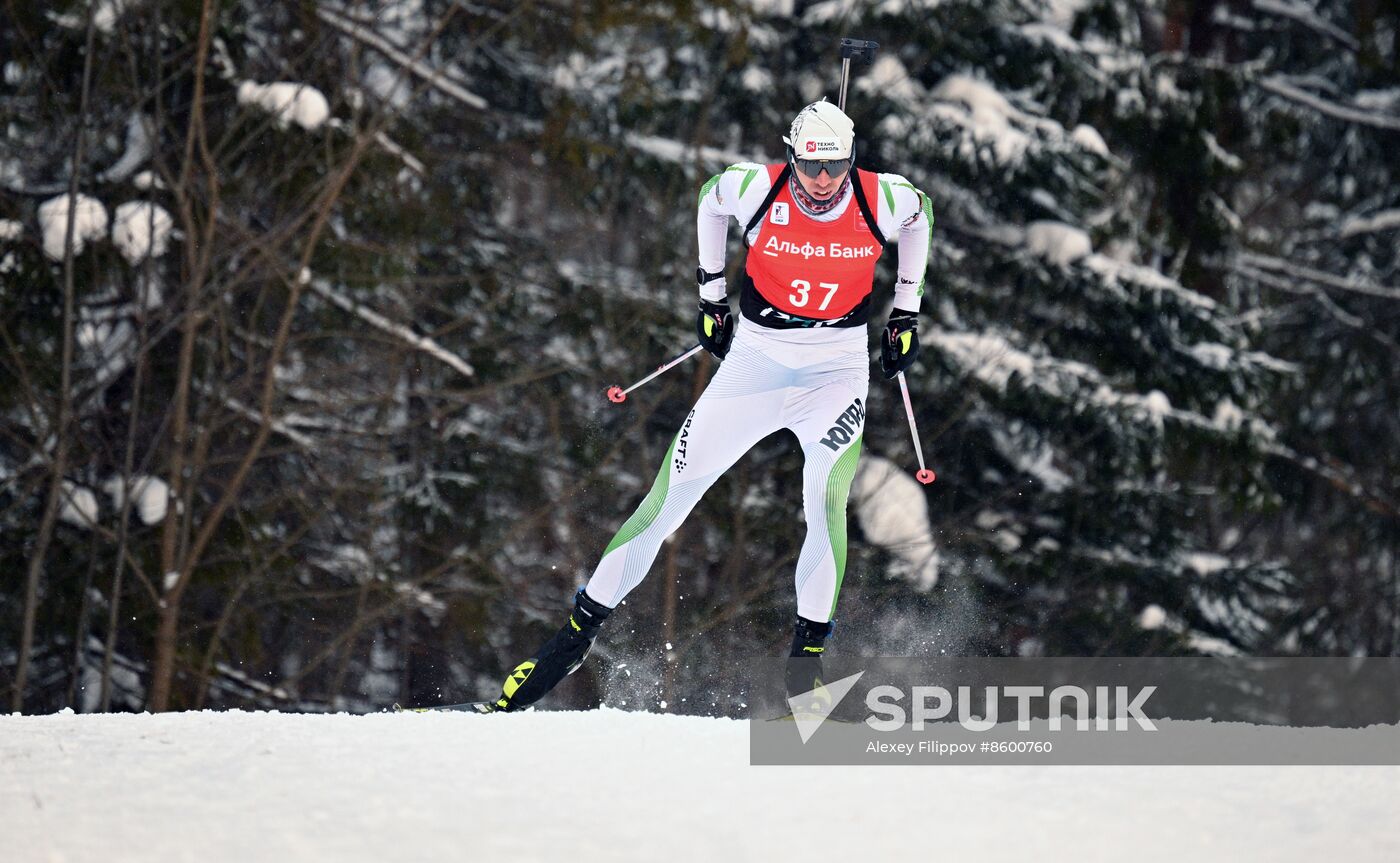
[696,266,725,286]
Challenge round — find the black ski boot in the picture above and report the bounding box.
[784,615,834,707]
[489,588,612,712]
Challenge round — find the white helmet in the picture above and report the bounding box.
[783,99,855,161]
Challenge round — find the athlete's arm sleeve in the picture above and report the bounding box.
[696,163,768,303]
[877,174,934,314]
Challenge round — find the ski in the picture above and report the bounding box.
[766,711,861,724]
[393,700,499,714]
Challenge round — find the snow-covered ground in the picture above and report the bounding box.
[2,708,1397,862]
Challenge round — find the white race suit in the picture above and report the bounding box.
[583,162,931,623]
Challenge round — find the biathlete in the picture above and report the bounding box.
[486,99,932,711]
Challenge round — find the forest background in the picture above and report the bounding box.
[2,0,1397,714]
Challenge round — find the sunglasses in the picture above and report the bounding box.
[792,156,852,178]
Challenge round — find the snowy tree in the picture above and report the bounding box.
[722,0,1296,658]
[1200,0,1400,654]
[3,0,1395,715]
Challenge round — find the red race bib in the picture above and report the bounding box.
[745,166,885,320]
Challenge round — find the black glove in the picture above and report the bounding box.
[697,298,735,360]
[880,310,920,379]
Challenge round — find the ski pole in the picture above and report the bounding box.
[837,39,927,482]
[897,371,936,485]
[606,344,705,404]
[837,38,879,112]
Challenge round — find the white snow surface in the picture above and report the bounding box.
[93,0,135,34]
[103,474,169,525]
[1183,551,1232,576]
[861,54,923,105]
[850,455,940,589]
[625,133,770,170]
[1138,604,1168,630]
[990,426,1072,492]
[307,278,474,378]
[237,80,331,131]
[1041,0,1091,29]
[744,0,795,14]
[131,169,163,190]
[1025,220,1092,265]
[58,482,99,529]
[363,62,411,110]
[801,0,862,25]
[47,1,131,32]
[932,331,1037,392]
[929,74,1032,165]
[133,476,170,525]
[1071,123,1110,157]
[77,317,136,388]
[1340,209,1400,238]
[1260,76,1400,132]
[98,113,154,183]
[37,194,108,260]
[111,201,174,264]
[1214,398,1246,431]
[0,218,22,241]
[1,709,1397,862]
[316,6,488,111]
[1018,22,1083,53]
